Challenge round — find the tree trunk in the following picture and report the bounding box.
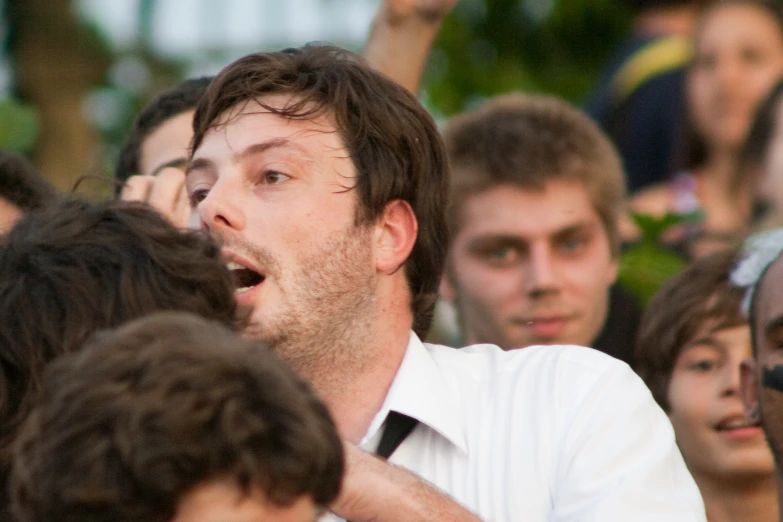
[9,0,110,191]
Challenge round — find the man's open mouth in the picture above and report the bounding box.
[226,261,265,294]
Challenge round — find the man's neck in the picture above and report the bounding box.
[635,6,698,38]
[286,285,414,444]
[694,470,777,522]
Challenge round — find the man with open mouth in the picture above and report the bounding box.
[126,43,705,522]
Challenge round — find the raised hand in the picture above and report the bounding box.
[120,168,195,229]
[381,0,459,24]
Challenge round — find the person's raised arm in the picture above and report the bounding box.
[363,0,458,93]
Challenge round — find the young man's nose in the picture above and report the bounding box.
[525,247,559,295]
[199,179,247,233]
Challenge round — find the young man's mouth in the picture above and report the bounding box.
[226,261,265,295]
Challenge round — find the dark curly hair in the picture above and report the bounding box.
[634,248,745,410]
[0,197,238,505]
[10,312,343,522]
[0,149,58,212]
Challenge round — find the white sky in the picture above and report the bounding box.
[76,0,380,73]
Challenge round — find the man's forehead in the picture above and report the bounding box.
[457,181,604,237]
[195,97,342,156]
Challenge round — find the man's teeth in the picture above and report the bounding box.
[227,261,243,271]
[235,286,254,294]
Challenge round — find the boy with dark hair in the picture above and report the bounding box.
[0,197,238,515]
[116,77,213,227]
[636,250,776,520]
[0,149,58,233]
[116,77,212,182]
[10,312,344,522]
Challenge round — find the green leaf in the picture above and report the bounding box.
[618,241,687,305]
[0,99,39,154]
[630,210,704,242]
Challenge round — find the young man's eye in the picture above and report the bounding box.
[189,188,210,206]
[263,170,290,184]
[557,235,587,254]
[484,247,516,263]
[689,359,718,372]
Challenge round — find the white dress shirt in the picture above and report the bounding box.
[326,332,706,522]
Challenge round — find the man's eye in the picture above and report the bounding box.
[558,236,586,253]
[189,189,209,206]
[482,247,517,265]
[263,171,290,184]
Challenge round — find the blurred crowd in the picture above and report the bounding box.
[2,0,783,521]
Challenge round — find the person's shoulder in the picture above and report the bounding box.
[423,342,630,387]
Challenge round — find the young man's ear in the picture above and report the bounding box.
[740,358,761,421]
[375,200,417,274]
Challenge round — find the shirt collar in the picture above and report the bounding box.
[360,332,467,454]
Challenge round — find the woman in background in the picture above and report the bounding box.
[628,0,783,257]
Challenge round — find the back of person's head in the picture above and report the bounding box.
[115,77,212,183]
[10,312,343,522]
[192,44,448,339]
[442,92,626,256]
[0,149,58,213]
[0,198,237,472]
[635,249,746,410]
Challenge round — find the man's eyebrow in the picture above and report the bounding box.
[150,157,188,177]
[186,138,311,177]
[465,234,526,250]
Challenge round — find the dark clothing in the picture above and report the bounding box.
[592,284,643,367]
[586,34,688,193]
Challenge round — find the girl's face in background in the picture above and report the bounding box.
[688,3,783,155]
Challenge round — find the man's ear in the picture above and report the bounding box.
[740,358,761,421]
[375,200,417,274]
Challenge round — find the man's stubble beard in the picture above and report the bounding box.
[243,223,379,384]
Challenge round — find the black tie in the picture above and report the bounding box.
[375,410,418,459]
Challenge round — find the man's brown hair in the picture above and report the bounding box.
[190,44,449,338]
[0,198,238,496]
[442,93,626,256]
[10,312,343,522]
[635,249,745,410]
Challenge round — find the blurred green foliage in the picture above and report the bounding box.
[618,212,701,305]
[423,0,634,116]
[0,99,39,154]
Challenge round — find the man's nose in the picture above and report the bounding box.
[525,246,558,296]
[198,179,247,233]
